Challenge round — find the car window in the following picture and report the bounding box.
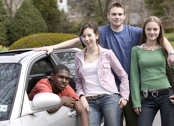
[27,59,52,94]
[55,52,76,80]
[30,60,52,75]
[0,63,20,121]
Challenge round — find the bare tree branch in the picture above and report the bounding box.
[3,0,23,21]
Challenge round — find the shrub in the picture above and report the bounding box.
[33,0,62,32]
[167,37,174,42]
[8,0,48,44]
[165,26,174,33]
[9,33,83,50]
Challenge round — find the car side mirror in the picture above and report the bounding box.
[30,92,61,110]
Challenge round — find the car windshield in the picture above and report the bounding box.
[0,63,20,121]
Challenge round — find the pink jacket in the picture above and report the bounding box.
[75,45,129,100]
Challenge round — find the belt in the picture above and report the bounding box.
[141,87,172,98]
[86,94,107,100]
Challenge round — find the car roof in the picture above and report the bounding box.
[0,48,34,55]
[0,51,46,63]
[0,48,81,63]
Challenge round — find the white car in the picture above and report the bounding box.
[0,48,81,126]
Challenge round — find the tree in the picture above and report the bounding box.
[161,0,174,28]
[68,0,107,25]
[32,0,62,32]
[144,0,164,16]
[0,0,10,43]
[3,0,23,21]
[8,0,48,43]
[68,0,130,25]
[144,0,174,28]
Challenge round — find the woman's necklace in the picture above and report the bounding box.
[145,43,157,51]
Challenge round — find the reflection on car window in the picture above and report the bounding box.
[0,63,20,121]
[55,52,76,79]
[30,60,52,75]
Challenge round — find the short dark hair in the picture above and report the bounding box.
[52,64,70,75]
[108,1,125,14]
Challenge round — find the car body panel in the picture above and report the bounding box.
[0,48,81,126]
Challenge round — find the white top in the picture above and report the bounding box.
[83,58,112,96]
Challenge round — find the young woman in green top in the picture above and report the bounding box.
[130,16,174,126]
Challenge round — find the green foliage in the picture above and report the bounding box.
[164,32,174,38]
[144,0,174,18]
[33,0,82,34]
[8,0,48,44]
[79,0,109,25]
[61,20,83,35]
[167,37,174,42]
[68,0,112,26]
[9,33,79,50]
[144,0,174,29]
[0,0,10,43]
[0,45,8,51]
[32,0,62,32]
[164,33,174,45]
[165,26,174,33]
[144,0,164,16]
[165,32,174,43]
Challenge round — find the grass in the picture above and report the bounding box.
[164,32,174,38]
[164,32,174,47]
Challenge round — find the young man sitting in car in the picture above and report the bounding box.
[29,64,89,126]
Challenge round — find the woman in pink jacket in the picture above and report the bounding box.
[75,21,129,126]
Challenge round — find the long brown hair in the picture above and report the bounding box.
[140,16,167,58]
[79,21,100,43]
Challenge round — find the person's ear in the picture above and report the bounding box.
[123,14,126,20]
[50,72,54,80]
[107,12,110,19]
[96,33,99,40]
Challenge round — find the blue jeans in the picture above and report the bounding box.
[138,90,174,126]
[87,93,122,126]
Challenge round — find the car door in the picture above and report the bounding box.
[20,54,79,126]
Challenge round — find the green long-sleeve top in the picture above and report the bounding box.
[130,46,171,108]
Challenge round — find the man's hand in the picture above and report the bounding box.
[167,54,174,67]
[62,96,76,108]
[34,46,53,55]
[47,96,75,113]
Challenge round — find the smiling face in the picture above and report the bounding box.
[50,69,70,93]
[145,21,160,42]
[81,27,99,48]
[140,16,164,46]
[140,16,166,56]
[107,7,126,30]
